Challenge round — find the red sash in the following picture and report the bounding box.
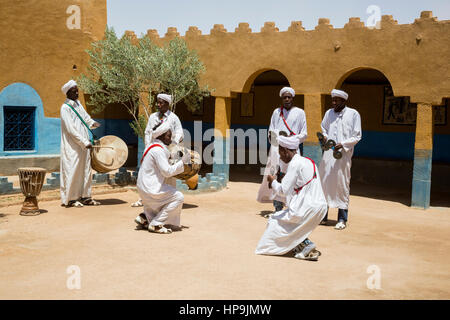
[140,144,163,164]
[294,157,317,194]
[279,107,296,136]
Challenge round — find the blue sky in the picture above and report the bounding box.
[107,0,450,37]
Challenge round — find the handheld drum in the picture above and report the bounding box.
[168,144,202,182]
[17,167,47,216]
[91,135,129,173]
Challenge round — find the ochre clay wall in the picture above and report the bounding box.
[0,0,107,117]
[139,12,449,105]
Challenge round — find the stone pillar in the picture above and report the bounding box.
[411,103,434,209]
[303,93,324,164]
[213,96,232,180]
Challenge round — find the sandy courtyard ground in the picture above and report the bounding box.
[0,181,449,300]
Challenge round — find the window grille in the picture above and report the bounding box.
[3,106,35,151]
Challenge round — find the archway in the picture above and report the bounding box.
[333,68,416,205]
[228,69,299,182]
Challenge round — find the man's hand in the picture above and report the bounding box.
[335,143,343,151]
[92,122,101,128]
[267,174,275,189]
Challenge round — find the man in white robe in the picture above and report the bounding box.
[134,121,190,234]
[60,80,101,207]
[257,87,307,213]
[255,135,327,261]
[318,89,362,230]
[131,93,184,207]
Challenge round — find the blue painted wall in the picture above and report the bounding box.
[0,83,138,158]
[433,134,450,163]
[411,149,432,208]
[0,83,60,156]
[354,131,415,160]
[178,121,450,163]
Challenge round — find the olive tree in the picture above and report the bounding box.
[78,26,209,139]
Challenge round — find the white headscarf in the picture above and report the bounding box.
[279,87,295,97]
[152,120,171,140]
[331,89,348,100]
[157,93,172,105]
[61,80,77,95]
[277,135,300,150]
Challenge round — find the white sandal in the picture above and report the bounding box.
[131,200,143,207]
[335,222,346,230]
[81,198,100,206]
[68,201,84,208]
[148,225,172,234]
[134,214,148,227]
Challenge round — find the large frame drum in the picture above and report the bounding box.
[17,167,46,216]
[91,135,129,173]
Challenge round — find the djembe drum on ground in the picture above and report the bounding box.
[91,135,129,173]
[17,167,47,216]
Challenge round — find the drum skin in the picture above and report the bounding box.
[91,135,128,173]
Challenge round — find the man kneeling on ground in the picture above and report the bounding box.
[255,135,327,261]
[135,121,190,234]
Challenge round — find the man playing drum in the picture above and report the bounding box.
[131,93,184,207]
[134,122,191,234]
[60,80,101,207]
[318,89,362,230]
[255,135,327,261]
[257,87,307,214]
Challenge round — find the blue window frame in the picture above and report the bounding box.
[3,106,36,151]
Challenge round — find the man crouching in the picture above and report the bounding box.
[255,135,327,261]
[135,121,190,234]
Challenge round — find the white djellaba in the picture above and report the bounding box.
[318,90,362,210]
[255,136,327,256]
[131,94,184,208]
[59,80,98,206]
[257,87,307,204]
[136,122,189,233]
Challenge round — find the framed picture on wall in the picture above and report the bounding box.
[433,104,447,126]
[240,92,254,117]
[382,85,417,125]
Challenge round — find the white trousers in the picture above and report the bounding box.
[140,190,184,227]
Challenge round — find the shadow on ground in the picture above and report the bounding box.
[182,203,198,209]
[97,199,128,206]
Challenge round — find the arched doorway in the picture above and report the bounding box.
[332,68,416,205]
[228,70,300,182]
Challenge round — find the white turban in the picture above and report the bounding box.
[331,89,348,100]
[157,93,172,105]
[279,87,295,97]
[152,120,171,140]
[277,135,300,150]
[61,80,77,95]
